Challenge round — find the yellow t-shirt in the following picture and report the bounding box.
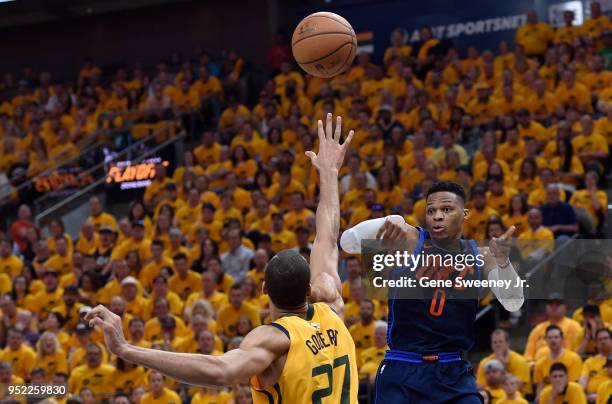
[596,379,612,404]
[538,381,586,404]
[534,349,583,385]
[464,207,499,240]
[217,302,261,337]
[349,321,374,356]
[523,317,582,361]
[168,271,202,300]
[250,303,358,404]
[113,365,147,394]
[0,255,23,278]
[358,346,387,380]
[38,351,68,382]
[0,344,36,380]
[581,354,611,394]
[570,189,607,224]
[140,388,182,404]
[515,22,553,56]
[191,389,233,404]
[517,226,554,259]
[68,363,116,398]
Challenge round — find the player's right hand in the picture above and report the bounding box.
[85,304,129,356]
[376,216,409,240]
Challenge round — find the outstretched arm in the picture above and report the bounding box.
[85,305,288,386]
[340,215,420,254]
[306,114,354,316]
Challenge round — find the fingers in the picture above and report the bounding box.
[334,116,342,142]
[326,113,333,142]
[500,225,516,240]
[376,221,388,239]
[343,130,355,148]
[305,151,316,163]
[317,120,325,143]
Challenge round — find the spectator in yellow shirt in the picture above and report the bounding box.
[68,343,116,399]
[524,297,582,362]
[534,324,583,398]
[573,115,609,166]
[481,359,507,403]
[596,355,612,404]
[464,185,499,240]
[579,328,612,400]
[384,28,412,68]
[168,253,201,300]
[141,370,181,404]
[515,9,553,57]
[517,208,554,261]
[584,1,611,35]
[217,284,261,339]
[477,329,531,395]
[283,192,314,232]
[35,331,68,382]
[538,362,587,404]
[0,328,36,380]
[555,70,592,113]
[554,11,580,44]
[570,171,608,230]
[0,239,23,278]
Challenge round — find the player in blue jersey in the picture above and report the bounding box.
[340,181,524,403]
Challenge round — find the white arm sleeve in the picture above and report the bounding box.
[488,260,524,312]
[339,215,404,254]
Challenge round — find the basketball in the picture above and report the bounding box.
[292,12,357,78]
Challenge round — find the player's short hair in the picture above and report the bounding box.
[549,362,567,374]
[264,249,310,308]
[545,324,563,338]
[426,181,466,204]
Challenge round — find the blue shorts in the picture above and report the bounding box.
[374,352,483,404]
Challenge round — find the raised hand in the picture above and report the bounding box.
[85,304,128,356]
[489,226,516,266]
[305,113,354,172]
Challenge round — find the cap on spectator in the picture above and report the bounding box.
[99,225,114,233]
[484,359,504,372]
[201,202,215,211]
[378,104,393,113]
[606,355,612,367]
[547,292,564,304]
[64,285,79,295]
[475,82,490,90]
[132,220,145,228]
[75,322,91,334]
[371,203,385,212]
[121,276,138,287]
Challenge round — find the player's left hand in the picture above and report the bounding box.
[85,304,129,356]
[489,226,515,266]
[306,113,354,172]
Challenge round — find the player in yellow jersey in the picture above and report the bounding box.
[86,114,358,404]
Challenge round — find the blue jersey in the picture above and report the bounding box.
[386,227,482,354]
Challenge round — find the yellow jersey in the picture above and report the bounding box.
[251,303,358,404]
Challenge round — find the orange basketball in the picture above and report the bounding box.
[292,12,357,78]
